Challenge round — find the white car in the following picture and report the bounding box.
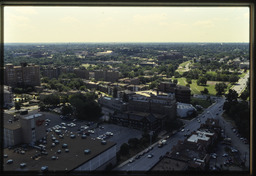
[147,154,153,158]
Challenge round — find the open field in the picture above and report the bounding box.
[175,77,232,95]
[176,61,191,74]
[81,63,96,69]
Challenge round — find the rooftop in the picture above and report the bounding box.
[4,113,21,130]
[3,130,116,171]
[21,114,43,120]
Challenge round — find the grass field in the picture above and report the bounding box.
[81,64,96,69]
[174,77,232,95]
[176,61,191,74]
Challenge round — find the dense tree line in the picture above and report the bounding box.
[223,89,249,139]
[41,73,85,92]
[39,92,102,121]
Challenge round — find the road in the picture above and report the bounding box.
[115,96,249,171]
[231,71,249,95]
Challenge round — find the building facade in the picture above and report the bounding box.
[127,91,177,120]
[4,63,40,87]
[94,70,119,82]
[4,113,46,148]
[4,86,13,108]
[158,82,191,103]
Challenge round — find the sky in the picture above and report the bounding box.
[4,6,249,43]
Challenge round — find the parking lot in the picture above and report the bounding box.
[209,143,244,171]
[90,124,142,150]
[36,111,142,151]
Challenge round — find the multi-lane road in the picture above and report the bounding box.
[115,96,249,171]
[231,71,249,95]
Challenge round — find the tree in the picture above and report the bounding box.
[38,102,46,111]
[149,81,158,89]
[186,78,192,84]
[41,94,60,106]
[240,89,249,101]
[61,104,73,116]
[119,143,130,156]
[197,76,207,86]
[201,88,209,94]
[225,89,238,103]
[128,138,139,148]
[229,74,239,83]
[173,79,178,84]
[15,102,21,111]
[69,93,102,121]
[215,83,227,95]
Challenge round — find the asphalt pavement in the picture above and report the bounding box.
[115,97,249,171]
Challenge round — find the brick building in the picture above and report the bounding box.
[158,82,191,103]
[4,63,40,87]
[94,70,119,82]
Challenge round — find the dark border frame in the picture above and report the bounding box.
[0,0,255,175]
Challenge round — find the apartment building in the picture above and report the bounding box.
[158,82,191,103]
[4,63,40,87]
[94,70,119,82]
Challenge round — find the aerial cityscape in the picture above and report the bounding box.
[2,6,250,173]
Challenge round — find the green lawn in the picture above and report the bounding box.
[175,77,232,96]
[81,64,96,69]
[176,61,191,74]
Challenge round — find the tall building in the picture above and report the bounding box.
[74,68,89,79]
[41,66,60,79]
[4,63,40,87]
[127,91,177,120]
[94,70,119,82]
[41,66,89,79]
[158,82,191,103]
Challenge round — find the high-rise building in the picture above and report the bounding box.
[4,63,40,87]
[94,70,119,82]
[158,82,191,103]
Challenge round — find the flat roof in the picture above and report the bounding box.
[3,131,116,171]
[4,113,21,130]
[187,134,210,143]
[151,157,188,171]
[21,114,43,120]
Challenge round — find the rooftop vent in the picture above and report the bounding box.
[20,163,27,168]
[101,140,107,145]
[84,149,91,154]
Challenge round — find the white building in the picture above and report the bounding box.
[177,102,197,118]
